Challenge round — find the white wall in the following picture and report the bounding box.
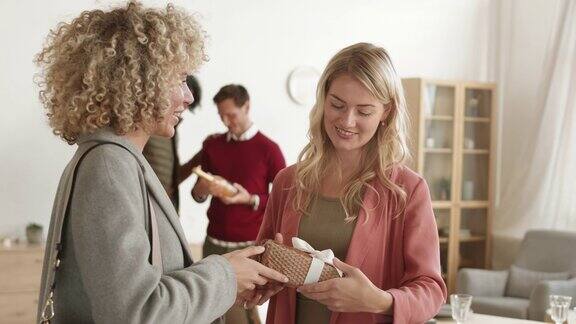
[0,0,494,244]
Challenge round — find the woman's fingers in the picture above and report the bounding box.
[244,291,262,309]
[236,246,265,257]
[274,232,284,244]
[254,261,288,283]
[257,284,285,305]
[254,275,268,286]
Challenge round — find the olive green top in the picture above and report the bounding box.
[296,195,358,324]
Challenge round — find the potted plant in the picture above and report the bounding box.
[26,223,43,244]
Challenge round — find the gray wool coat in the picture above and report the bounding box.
[37,128,236,324]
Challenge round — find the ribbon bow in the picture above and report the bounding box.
[292,237,343,284]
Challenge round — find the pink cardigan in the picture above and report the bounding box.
[257,165,447,324]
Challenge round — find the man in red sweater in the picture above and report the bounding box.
[192,84,286,324]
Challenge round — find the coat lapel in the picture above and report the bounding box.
[330,179,388,324]
[142,162,194,264]
[279,194,301,324]
[344,181,386,268]
[78,129,194,264]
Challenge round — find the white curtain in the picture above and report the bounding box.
[495,0,576,243]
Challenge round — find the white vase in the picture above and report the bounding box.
[463,181,474,200]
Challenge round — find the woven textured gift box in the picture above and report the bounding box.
[256,239,340,287]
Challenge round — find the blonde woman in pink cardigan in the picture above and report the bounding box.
[245,43,447,324]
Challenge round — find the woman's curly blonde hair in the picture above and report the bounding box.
[35,1,206,144]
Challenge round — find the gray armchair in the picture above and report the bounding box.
[457,230,576,321]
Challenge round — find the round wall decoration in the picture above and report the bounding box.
[286,66,320,106]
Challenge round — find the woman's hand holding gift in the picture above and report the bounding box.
[297,258,393,314]
[241,233,287,308]
[223,244,289,303]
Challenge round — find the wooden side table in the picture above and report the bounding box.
[0,243,44,324]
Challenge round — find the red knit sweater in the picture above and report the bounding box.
[201,131,286,241]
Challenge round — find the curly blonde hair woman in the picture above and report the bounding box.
[36,2,288,323]
[36,0,205,144]
[255,43,447,324]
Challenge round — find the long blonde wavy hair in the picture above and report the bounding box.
[35,1,206,144]
[294,42,410,221]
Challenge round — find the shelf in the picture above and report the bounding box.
[403,78,495,295]
[426,115,454,121]
[424,148,452,154]
[463,149,489,154]
[460,201,489,208]
[460,235,486,243]
[438,236,485,244]
[464,117,490,123]
[432,201,453,208]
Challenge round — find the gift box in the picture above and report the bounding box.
[256,239,341,288]
[192,166,238,197]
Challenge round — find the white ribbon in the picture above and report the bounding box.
[292,237,342,284]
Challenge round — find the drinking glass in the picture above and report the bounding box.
[550,295,572,324]
[450,294,473,324]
